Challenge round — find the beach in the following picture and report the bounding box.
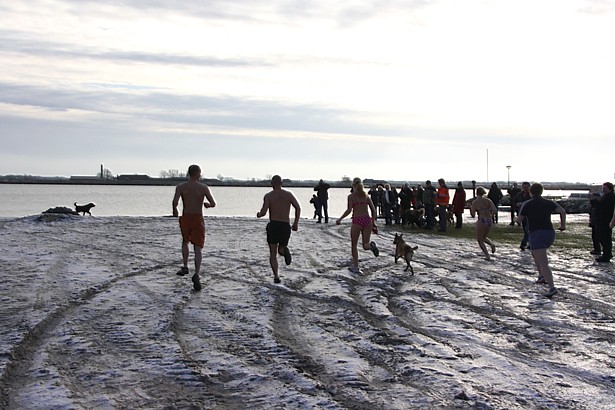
[1,215,614,409]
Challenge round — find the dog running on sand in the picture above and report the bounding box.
[393,233,418,274]
[74,202,96,215]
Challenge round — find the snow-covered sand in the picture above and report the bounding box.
[0,215,614,409]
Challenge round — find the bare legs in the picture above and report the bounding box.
[350,225,361,268]
[269,244,280,281]
[182,241,190,268]
[531,248,554,288]
[361,225,373,252]
[180,240,203,291]
[267,244,290,283]
[194,246,202,277]
[349,224,375,269]
[182,241,203,276]
[476,221,496,260]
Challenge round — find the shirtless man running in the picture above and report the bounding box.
[172,164,216,291]
[257,175,301,284]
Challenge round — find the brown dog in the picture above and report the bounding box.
[74,202,96,215]
[393,233,418,274]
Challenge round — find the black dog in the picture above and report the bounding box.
[402,208,425,228]
[74,202,96,215]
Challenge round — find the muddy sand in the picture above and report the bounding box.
[0,215,614,409]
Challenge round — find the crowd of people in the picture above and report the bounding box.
[172,166,615,299]
[364,179,458,232]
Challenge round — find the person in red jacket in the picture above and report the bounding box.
[452,181,466,229]
[436,178,450,232]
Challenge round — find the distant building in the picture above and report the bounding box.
[70,176,100,181]
[117,174,151,181]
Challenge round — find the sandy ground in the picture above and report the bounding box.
[0,215,614,409]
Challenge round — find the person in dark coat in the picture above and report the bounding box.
[594,182,614,263]
[589,191,602,255]
[487,182,503,223]
[398,183,414,224]
[368,185,382,218]
[416,184,424,209]
[382,184,396,225]
[452,182,466,229]
[507,182,521,225]
[517,182,532,250]
[314,179,331,223]
[422,180,436,229]
[309,194,320,219]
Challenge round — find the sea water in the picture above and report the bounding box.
[0,184,346,218]
[0,184,589,219]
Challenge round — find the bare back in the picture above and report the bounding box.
[344,192,374,219]
[260,188,300,223]
[173,180,215,215]
[471,196,496,219]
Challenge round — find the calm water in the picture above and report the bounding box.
[0,184,351,218]
[0,184,589,218]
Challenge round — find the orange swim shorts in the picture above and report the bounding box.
[179,214,205,248]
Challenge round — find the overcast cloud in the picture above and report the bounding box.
[1,0,614,183]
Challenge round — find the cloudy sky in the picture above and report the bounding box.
[1,0,614,184]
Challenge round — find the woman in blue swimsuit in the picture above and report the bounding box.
[337,177,379,274]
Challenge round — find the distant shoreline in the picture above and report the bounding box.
[0,176,597,190]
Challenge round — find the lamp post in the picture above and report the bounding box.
[506,165,511,188]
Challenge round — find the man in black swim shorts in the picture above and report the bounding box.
[267,220,292,249]
[257,175,301,284]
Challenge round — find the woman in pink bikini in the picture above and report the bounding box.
[470,186,497,260]
[336,177,380,274]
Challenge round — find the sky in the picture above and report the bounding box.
[1,0,614,184]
